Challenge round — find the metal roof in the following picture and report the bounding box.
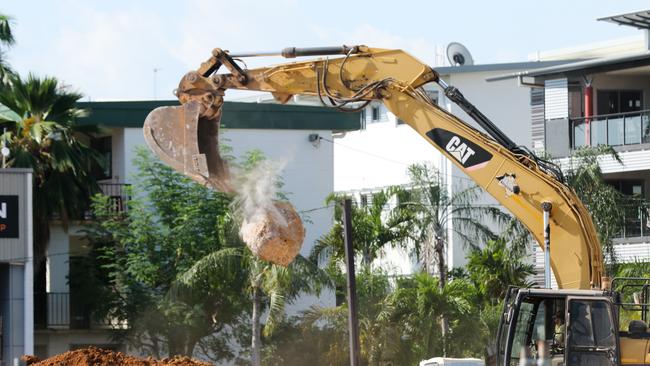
[486,51,650,81]
[76,100,360,131]
[433,60,571,75]
[598,10,650,30]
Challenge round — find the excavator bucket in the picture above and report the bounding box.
[143,100,233,192]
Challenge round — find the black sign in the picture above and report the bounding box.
[0,195,19,238]
[426,128,493,171]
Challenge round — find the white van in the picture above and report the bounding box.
[419,357,484,366]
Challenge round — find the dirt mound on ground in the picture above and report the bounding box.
[23,347,212,366]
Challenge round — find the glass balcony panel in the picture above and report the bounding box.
[591,118,608,146]
[643,114,650,144]
[608,117,625,146]
[573,121,586,148]
[624,205,642,238]
[624,115,642,145]
[614,202,650,239]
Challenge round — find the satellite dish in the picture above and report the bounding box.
[446,42,474,66]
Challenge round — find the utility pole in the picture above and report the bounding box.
[342,198,360,366]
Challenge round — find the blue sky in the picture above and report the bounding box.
[3,0,649,100]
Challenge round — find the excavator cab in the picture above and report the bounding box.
[496,288,620,366]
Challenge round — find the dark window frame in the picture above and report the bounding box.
[91,136,112,181]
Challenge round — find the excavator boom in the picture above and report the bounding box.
[143,45,603,289]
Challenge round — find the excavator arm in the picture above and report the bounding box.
[143,45,603,289]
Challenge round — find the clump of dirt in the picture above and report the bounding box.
[23,347,212,366]
[240,200,305,266]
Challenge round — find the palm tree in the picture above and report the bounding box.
[0,73,103,265]
[311,188,413,269]
[387,272,473,361]
[403,162,518,356]
[298,267,399,366]
[182,249,328,366]
[404,162,520,284]
[563,146,632,274]
[466,238,534,301]
[0,13,14,81]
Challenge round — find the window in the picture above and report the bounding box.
[566,299,616,365]
[91,136,112,180]
[371,106,381,122]
[360,194,369,207]
[606,179,644,197]
[510,301,535,363]
[597,90,642,115]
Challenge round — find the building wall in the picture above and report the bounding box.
[110,128,125,182]
[0,169,34,363]
[1,264,26,364]
[334,108,445,192]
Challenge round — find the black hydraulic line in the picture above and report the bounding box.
[441,84,519,152]
[281,46,359,58]
[437,80,565,182]
[228,46,360,59]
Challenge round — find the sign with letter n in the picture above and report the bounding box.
[0,195,19,238]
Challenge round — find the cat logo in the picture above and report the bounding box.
[446,136,475,164]
[426,128,493,171]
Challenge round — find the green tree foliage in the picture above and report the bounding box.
[0,73,103,263]
[83,149,328,364]
[466,238,534,302]
[403,162,524,356]
[0,13,14,81]
[81,148,249,360]
[275,268,397,366]
[263,267,517,365]
[404,162,523,285]
[563,146,636,273]
[386,273,476,362]
[312,188,412,269]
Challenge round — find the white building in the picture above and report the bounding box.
[490,10,650,277]
[35,100,357,359]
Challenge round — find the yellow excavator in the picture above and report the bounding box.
[143,45,650,365]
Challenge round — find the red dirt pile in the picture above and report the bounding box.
[23,347,213,366]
